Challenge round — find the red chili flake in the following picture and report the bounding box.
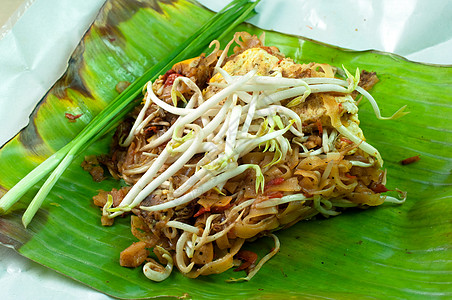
[164,73,183,87]
[316,119,323,134]
[161,69,175,82]
[194,203,231,218]
[144,126,158,134]
[234,250,258,272]
[401,155,420,165]
[345,173,357,179]
[371,183,389,193]
[193,206,210,218]
[65,113,83,122]
[264,177,285,190]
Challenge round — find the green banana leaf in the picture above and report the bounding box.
[1,0,451,299]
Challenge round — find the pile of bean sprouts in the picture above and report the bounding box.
[100,32,406,281]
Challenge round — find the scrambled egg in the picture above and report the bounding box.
[210,47,365,143]
[210,48,287,82]
[336,95,365,140]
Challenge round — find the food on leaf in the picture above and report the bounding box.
[93,32,406,281]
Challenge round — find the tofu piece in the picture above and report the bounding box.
[120,241,149,268]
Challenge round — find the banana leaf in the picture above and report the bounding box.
[1,0,451,299]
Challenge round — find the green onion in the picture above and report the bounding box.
[0,0,261,227]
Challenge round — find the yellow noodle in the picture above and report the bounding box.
[186,238,244,278]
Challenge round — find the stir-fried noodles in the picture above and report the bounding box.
[92,32,406,281]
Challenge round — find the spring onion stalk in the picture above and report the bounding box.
[0,143,70,214]
[22,98,137,226]
[0,95,138,218]
[0,0,261,226]
[21,98,140,227]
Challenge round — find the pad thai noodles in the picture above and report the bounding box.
[91,32,406,282]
